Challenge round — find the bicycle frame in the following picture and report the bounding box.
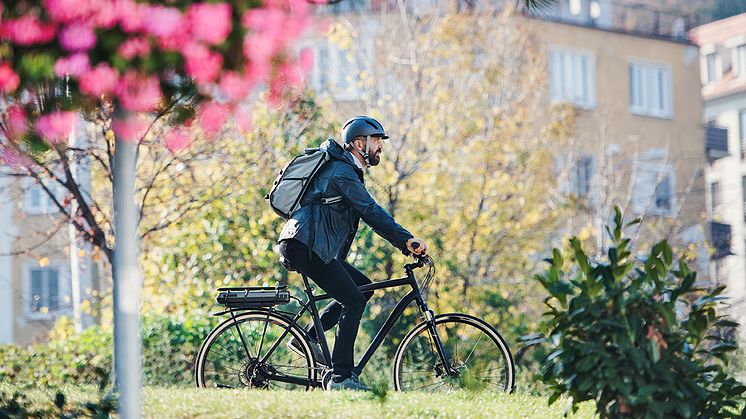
[217,261,454,388]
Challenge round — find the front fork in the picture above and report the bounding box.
[419,303,458,376]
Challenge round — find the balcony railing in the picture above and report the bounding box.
[706,124,729,161]
[710,221,733,260]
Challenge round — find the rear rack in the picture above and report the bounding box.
[216,286,291,309]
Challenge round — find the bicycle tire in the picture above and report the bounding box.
[194,310,318,390]
[393,313,515,392]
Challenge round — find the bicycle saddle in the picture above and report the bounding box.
[279,256,297,272]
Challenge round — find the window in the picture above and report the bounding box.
[714,258,727,285]
[742,176,746,222]
[654,173,672,212]
[705,52,718,83]
[711,181,721,218]
[28,267,60,315]
[735,44,746,77]
[632,163,675,216]
[738,109,746,160]
[24,181,61,215]
[574,155,593,197]
[550,49,596,108]
[310,40,367,101]
[628,62,673,118]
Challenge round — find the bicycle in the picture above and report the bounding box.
[194,252,515,392]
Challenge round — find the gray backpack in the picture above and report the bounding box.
[267,145,342,219]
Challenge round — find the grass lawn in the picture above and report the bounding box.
[2,385,596,418]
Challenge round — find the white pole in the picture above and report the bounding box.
[68,122,82,333]
[112,108,142,419]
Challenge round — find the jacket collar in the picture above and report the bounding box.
[343,150,365,182]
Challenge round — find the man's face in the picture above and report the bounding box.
[355,136,386,166]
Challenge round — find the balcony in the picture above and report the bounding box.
[705,124,729,161]
[709,221,733,260]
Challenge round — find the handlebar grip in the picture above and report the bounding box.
[411,242,419,250]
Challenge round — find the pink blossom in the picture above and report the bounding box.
[234,107,253,133]
[54,53,91,77]
[112,116,147,143]
[0,147,33,168]
[118,38,151,60]
[79,63,118,97]
[44,0,96,23]
[35,111,76,145]
[115,0,145,33]
[93,4,119,29]
[0,62,20,93]
[156,34,188,51]
[277,63,305,88]
[187,3,232,46]
[164,128,192,153]
[219,71,255,103]
[183,43,223,85]
[5,105,28,139]
[142,5,184,38]
[2,16,56,46]
[115,72,162,112]
[243,33,282,66]
[299,48,314,73]
[198,102,228,138]
[59,23,97,52]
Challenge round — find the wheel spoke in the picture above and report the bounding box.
[395,317,513,393]
[196,313,315,391]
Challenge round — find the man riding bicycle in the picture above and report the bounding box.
[278,116,429,391]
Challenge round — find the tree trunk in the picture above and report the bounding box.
[112,109,142,419]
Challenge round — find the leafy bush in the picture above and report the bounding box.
[0,314,214,387]
[525,208,746,418]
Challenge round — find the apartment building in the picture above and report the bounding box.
[309,0,710,270]
[0,119,99,344]
[690,13,746,336]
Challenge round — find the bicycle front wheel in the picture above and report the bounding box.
[393,313,514,392]
[194,310,317,390]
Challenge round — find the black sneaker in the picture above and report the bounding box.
[286,336,328,366]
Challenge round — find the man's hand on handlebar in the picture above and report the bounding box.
[406,238,429,257]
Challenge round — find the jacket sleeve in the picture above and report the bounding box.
[331,167,414,253]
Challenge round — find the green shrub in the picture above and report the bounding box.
[525,208,746,418]
[0,314,214,387]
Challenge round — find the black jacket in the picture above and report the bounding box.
[278,139,413,263]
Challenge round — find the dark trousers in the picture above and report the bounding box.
[279,239,373,380]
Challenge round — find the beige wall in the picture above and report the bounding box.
[6,177,100,344]
[527,18,707,241]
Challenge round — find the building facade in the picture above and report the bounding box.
[0,119,99,344]
[690,13,746,338]
[309,0,710,270]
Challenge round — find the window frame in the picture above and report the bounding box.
[573,155,594,198]
[23,261,68,321]
[309,35,373,102]
[549,46,597,109]
[23,179,62,215]
[632,162,676,217]
[628,60,674,119]
[710,181,722,219]
[738,108,746,160]
[734,44,746,78]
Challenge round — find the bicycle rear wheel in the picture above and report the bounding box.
[393,313,514,392]
[194,310,317,390]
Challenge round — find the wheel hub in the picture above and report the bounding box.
[239,359,275,388]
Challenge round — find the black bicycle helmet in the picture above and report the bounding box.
[341,116,389,144]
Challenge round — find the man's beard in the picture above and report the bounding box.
[368,151,381,166]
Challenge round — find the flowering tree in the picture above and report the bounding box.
[0,0,314,416]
